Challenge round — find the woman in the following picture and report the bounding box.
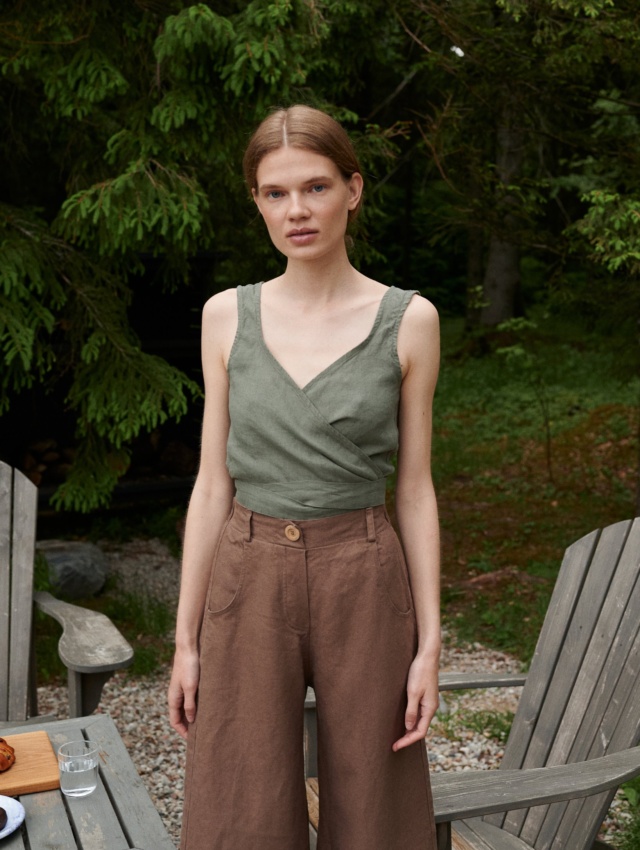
[168,105,440,850]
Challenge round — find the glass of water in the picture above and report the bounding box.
[58,740,100,797]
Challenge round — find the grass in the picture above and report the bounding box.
[432,318,638,666]
[433,706,515,746]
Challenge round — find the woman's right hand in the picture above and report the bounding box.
[168,647,200,740]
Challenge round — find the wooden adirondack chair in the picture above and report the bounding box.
[0,461,134,724]
[304,517,640,850]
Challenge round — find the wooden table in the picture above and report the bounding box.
[0,714,177,850]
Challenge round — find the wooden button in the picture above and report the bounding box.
[285,524,301,542]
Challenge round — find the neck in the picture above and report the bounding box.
[278,248,360,303]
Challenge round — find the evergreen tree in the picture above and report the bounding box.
[403,0,640,324]
[0,0,410,509]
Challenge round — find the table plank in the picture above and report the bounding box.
[84,715,176,850]
[21,792,78,849]
[47,720,130,850]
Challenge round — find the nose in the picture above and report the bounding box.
[287,191,310,219]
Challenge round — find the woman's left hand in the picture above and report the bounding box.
[392,652,440,752]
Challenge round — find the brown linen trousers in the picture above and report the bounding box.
[181,500,436,850]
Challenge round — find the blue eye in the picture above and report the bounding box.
[311,184,325,193]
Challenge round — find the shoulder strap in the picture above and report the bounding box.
[370,286,419,356]
[235,282,261,338]
[227,282,261,369]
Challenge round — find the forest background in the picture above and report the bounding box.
[1,0,639,656]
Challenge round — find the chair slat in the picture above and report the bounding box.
[7,466,38,721]
[495,530,600,772]
[523,520,640,847]
[498,521,630,836]
[0,462,13,721]
[485,528,599,830]
[550,621,640,850]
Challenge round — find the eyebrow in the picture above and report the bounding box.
[258,175,335,192]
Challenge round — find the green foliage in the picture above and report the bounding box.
[451,584,553,664]
[0,0,418,509]
[433,325,638,488]
[623,776,640,810]
[574,191,640,276]
[404,0,640,323]
[3,0,640,511]
[496,318,555,481]
[620,776,640,850]
[58,159,210,256]
[433,704,514,745]
[498,0,615,21]
[460,709,515,745]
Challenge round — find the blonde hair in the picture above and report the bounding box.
[243,105,363,223]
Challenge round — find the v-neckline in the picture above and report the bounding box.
[256,282,393,392]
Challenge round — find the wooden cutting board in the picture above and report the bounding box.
[0,730,60,795]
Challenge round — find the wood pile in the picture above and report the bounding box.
[22,439,76,487]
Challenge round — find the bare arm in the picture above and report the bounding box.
[168,290,237,739]
[392,295,441,752]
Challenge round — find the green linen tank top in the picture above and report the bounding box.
[226,282,419,519]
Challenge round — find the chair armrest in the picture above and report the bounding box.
[438,672,527,691]
[34,591,134,674]
[431,747,640,823]
[304,675,527,710]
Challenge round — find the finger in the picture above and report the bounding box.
[394,705,433,751]
[392,728,425,751]
[170,717,189,741]
[184,693,197,724]
[404,691,420,732]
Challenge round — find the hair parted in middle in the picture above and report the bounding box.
[243,105,364,224]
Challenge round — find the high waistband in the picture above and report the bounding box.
[233,479,387,521]
[230,499,387,548]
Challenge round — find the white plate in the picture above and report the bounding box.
[0,795,25,840]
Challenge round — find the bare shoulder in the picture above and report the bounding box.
[202,287,238,324]
[403,292,439,331]
[201,288,239,367]
[398,294,440,371]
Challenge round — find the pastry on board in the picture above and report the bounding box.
[0,738,16,772]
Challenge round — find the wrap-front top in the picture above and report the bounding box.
[226,282,418,519]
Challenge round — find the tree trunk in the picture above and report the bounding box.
[635,393,640,518]
[465,224,485,329]
[480,109,525,326]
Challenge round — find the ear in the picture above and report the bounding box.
[347,172,364,210]
[251,188,263,214]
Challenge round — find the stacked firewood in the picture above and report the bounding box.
[21,435,197,487]
[22,439,76,487]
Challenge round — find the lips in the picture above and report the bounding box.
[287,228,318,245]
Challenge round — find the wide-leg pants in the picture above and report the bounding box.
[181,500,436,850]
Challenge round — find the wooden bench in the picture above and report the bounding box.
[304,518,640,850]
[1,461,133,724]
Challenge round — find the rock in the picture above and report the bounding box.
[37,540,109,599]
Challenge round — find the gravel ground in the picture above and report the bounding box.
[37,537,628,848]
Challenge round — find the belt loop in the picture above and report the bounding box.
[365,507,376,543]
[242,506,253,543]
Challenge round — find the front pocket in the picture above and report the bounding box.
[206,524,246,615]
[374,526,413,616]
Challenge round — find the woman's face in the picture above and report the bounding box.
[252,146,363,262]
